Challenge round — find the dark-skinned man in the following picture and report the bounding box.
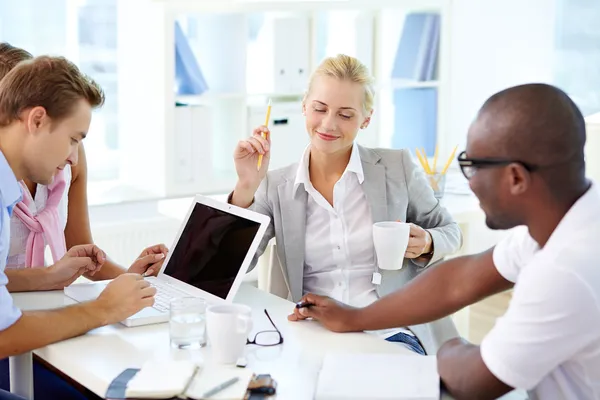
[289,83,600,400]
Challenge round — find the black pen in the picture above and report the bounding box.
[295,301,314,309]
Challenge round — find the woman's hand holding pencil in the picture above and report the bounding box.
[231,125,272,208]
[231,100,273,209]
[257,99,272,171]
[234,125,271,187]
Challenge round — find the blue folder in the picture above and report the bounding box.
[391,88,437,155]
[391,13,440,81]
[174,21,209,96]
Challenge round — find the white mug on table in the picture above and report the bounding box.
[207,304,253,364]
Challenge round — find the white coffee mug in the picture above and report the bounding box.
[373,221,411,270]
[206,304,253,364]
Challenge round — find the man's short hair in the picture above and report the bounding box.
[0,43,32,79]
[0,55,105,127]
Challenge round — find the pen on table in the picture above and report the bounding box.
[177,364,200,399]
[202,377,240,398]
[256,99,272,171]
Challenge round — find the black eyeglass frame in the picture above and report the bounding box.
[246,309,284,347]
[457,150,538,179]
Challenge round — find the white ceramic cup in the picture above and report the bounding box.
[373,221,411,270]
[206,304,253,364]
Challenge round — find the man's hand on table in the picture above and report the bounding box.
[287,293,361,333]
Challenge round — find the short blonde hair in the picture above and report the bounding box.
[306,54,375,115]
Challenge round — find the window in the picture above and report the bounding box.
[554,0,600,116]
[0,0,120,202]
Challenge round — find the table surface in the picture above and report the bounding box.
[12,284,436,400]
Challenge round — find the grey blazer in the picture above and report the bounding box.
[246,145,463,354]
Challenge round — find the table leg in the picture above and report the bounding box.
[9,353,33,399]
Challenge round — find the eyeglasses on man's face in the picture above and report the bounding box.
[457,151,538,180]
[247,309,284,347]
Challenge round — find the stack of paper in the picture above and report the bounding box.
[315,353,440,400]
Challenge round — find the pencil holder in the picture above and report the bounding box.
[428,173,446,199]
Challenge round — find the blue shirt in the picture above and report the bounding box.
[0,150,22,331]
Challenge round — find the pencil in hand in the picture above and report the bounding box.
[257,99,272,171]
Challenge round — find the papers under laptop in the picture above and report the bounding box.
[64,195,270,327]
[315,353,440,400]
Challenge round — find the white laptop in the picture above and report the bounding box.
[64,194,271,327]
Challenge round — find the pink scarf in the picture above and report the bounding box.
[13,170,67,268]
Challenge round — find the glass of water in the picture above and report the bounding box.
[169,297,207,349]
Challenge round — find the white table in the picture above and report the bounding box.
[11,284,433,400]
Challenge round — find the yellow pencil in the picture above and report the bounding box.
[421,147,432,173]
[432,144,439,174]
[415,148,431,175]
[441,145,459,175]
[257,99,272,171]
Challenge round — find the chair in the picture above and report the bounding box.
[264,243,291,301]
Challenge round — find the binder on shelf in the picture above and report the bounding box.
[273,16,310,94]
[174,21,209,96]
[172,105,212,189]
[248,102,308,171]
[313,11,374,73]
[191,14,246,94]
[392,88,437,156]
[391,13,440,82]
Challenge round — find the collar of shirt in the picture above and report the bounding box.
[543,182,599,251]
[0,149,22,215]
[293,142,364,197]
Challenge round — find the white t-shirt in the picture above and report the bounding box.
[481,185,600,399]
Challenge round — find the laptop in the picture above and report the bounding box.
[64,195,271,327]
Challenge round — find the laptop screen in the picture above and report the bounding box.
[163,202,261,299]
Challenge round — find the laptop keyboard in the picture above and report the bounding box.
[149,281,190,313]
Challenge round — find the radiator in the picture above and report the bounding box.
[91,216,183,267]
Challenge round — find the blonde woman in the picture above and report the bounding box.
[230,54,462,355]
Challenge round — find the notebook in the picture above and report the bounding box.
[125,360,198,399]
[315,353,440,400]
[187,365,254,399]
[123,361,253,400]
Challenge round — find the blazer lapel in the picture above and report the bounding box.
[277,181,307,301]
[360,146,388,223]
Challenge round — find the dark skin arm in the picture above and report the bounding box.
[289,249,514,399]
[438,338,513,400]
[64,144,167,280]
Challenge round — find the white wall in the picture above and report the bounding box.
[584,113,600,183]
[447,0,557,148]
[0,0,69,56]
